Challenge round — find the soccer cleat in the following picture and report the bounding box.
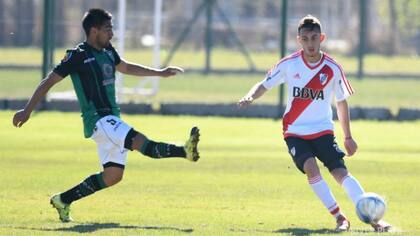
[184,126,200,162]
[371,220,392,232]
[335,214,350,232]
[50,194,73,222]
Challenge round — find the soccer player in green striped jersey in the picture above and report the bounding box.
[12,8,200,222]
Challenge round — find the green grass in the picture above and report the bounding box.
[1,69,420,111]
[0,111,419,235]
[1,47,420,73]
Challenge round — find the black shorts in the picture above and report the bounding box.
[284,134,346,174]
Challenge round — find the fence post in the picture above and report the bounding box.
[278,0,287,118]
[42,0,54,79]
[205,0,214,74]
[41,0,54,110]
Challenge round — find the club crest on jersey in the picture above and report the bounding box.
[62,51,72,62]
[293,87,324,100]
[290,147,296,156]
[102,63,113,78]
[319,73,328,85]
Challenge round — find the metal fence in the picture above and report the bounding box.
[1,0,419,76]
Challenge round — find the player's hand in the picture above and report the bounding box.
[344,137,358,156]
[160,66,184,77]
[237,96,253,108]
[13,109,30,128]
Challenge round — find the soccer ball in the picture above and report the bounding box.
[356,192,387,224]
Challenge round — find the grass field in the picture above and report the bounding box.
[1,47,420,74]
[1,69,420,112]
[1,111,419,235]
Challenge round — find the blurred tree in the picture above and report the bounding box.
[241,1,256,20]
[0,0,4,45]
[387,0,397,55]
[264,1,278,18]
[15,0,34,46]
[380,0,420,54]
[54,1,65,47]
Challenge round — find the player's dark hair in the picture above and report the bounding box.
[82,8,112,36]
[298,15,322,34]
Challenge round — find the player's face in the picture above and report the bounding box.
[297,29,325,61]
[95,20,114,48]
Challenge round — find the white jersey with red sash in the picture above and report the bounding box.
[262,50,354,139]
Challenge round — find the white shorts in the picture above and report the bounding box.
[91,115,132,167]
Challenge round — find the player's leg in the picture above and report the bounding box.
[102,165,124,186]
[311,135,365,206]
[50,170,109,222]
[327,153,392,231]
[50,116,129,222]
[302,158,349,231]
[314,135,392,232]
[331,167,392,231]
[332,168,365,205]
[124,126,200,161]
[285,137,348,231]
[50,163,125,222]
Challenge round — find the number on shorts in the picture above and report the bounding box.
[106,119,116,125]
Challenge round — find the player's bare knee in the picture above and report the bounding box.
[104,174,123,186]
[123,129,148,151]
[131,133,147,150]
[331,168,348,183]
[102,166,124,186]
[303,158,320,178]
[113,174,123,185]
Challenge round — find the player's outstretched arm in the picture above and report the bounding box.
[116,59,183,77]
[237,82,267,108]
[336,99,358,156]
[12,72,64,128]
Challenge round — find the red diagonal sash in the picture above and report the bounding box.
[283,65,334,133]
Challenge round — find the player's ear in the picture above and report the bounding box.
[320,33,326,42]
[89,27,98,36]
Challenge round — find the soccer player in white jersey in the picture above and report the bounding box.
[238,15,391,232]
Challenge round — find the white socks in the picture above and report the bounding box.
[309,175,341,218]
[308,174,366,219]
[341,174,365,205]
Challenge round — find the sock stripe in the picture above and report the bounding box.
[308,175,322,184]
[330,206,340,215]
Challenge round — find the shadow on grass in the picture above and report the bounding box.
[272,227,338,235]
[231,227,339,235]
[13,222,193,233]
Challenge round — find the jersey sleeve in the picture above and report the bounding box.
[333,66,354,101]
[261,61,287,90]
[106,43,121,65]
[53,50,79,78]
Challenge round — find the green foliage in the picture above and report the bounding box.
[0,112,419,235]
[377,0,420,37]
[396,0,420,37]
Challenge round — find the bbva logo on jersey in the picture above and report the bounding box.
[293,87,324,100]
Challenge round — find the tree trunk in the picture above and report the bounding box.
[387,0,397,55]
